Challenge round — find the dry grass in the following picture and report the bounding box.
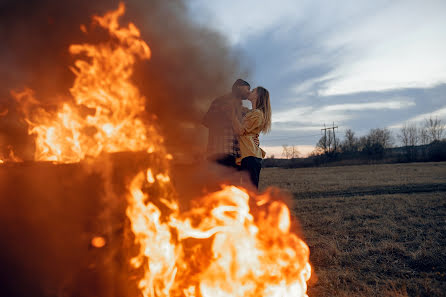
[260,162,446,194]
[260,162,446,297]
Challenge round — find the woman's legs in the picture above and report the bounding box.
[241,156,262,188]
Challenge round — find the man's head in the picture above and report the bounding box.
[232,79,251,100]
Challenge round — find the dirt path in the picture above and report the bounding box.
[294,183,446,199]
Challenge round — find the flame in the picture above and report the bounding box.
[12,3,311,296]
[0,145,22,163]
[13,3,158,163]
[127,175,311,297]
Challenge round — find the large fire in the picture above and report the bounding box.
[12,3,158,163]
[6,3,311,296]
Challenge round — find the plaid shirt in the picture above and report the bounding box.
[203,94,241,159]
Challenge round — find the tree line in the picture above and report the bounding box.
[268,116,446,168]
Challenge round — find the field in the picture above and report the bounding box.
[260,162,446,297]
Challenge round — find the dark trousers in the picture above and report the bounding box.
[214,154,238,169]
[241,156,262,189]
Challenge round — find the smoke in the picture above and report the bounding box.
[0,0,248,159]
[0,1,251,296]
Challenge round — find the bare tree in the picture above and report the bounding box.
[282,145,300,159]
[398,123,419,147]
[316,134,328,153]
[424,116,445,142]
[316,130,340,154]
[341,129,359,152]
[361,128,393,158]
[398,123,419,160]
[370,128,393,148]
[419,127,430,146]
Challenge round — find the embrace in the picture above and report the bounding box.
[203,79,271,189]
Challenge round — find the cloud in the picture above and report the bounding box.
[322,99,416,112]
[188,0,309,44]
[273,106,352,126]
[389,106,446,129]
[273,98,415,126]
[192,0,446,96]
[321,1,446,95]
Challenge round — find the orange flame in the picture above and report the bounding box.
[0,145,22,163]
[12,3,311,296]
[127,173,311,297]
[13,3,159,163]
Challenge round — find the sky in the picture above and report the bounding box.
[187,0,446,157]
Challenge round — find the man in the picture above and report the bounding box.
[203,79,251,168]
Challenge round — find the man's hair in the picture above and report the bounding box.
[232,79,250,93]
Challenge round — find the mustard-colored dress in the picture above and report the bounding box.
[236,109,266,165]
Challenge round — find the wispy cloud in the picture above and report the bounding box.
[389,106,446,129]
[273,98,415,125]
[322,99,415,112]
[321,1,446,95]
[273,106,352,126]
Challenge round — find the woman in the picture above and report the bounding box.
[232,86,271,189]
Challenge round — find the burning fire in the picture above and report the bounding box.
[0,145,22,163]
[10,3,311,296]
[128,175,311,297]
[13,3,159,163]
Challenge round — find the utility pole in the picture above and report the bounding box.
[321,123,327,153]
[321,122,338,153]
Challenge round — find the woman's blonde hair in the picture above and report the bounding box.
[254,86,271,133]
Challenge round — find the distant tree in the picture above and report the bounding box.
[316,130,340,154]
[424,116,445,142]
[370,128,393,148]
[341,129,359,153]
[358,135,367,152]
[398,123,419,147]
[398,123,419,160]
[419,126,430,146]
[282,145,300,159]
[316,134,328,153]
[361,128,393,158]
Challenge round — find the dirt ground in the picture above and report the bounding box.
[260,162,446,297]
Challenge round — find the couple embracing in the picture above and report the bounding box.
[203,79,271,189]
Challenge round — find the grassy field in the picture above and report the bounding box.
[260,162,446,297]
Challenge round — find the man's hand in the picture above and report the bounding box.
[253,134,260,146]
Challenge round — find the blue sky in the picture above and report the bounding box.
[187,0,446,156]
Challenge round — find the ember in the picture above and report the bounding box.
[91,236,107,248]
[3,3,311,297]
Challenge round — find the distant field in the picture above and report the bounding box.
[260,162,446,297]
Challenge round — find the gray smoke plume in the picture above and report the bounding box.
[0,1,251,296]
[0,0,248,159]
